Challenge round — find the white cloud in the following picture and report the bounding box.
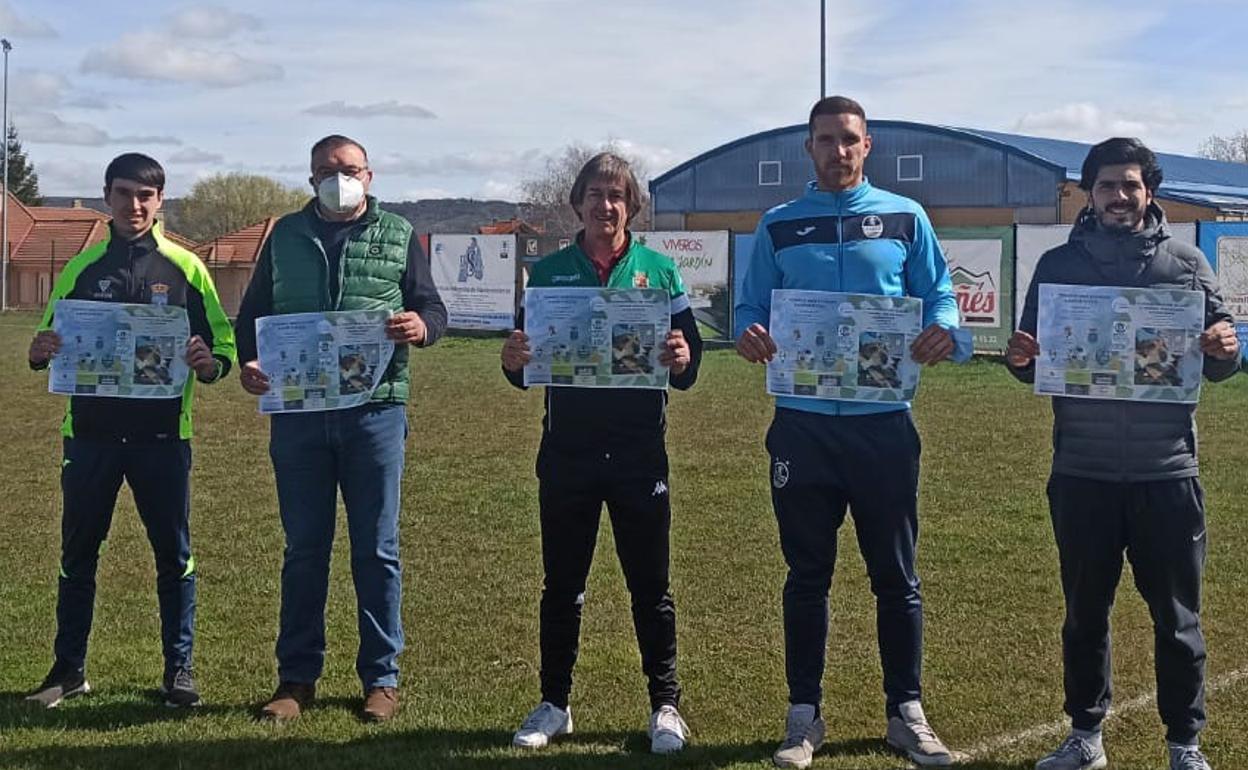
[375,149,544,178]
[304,100,437,119]
[402,186,456,200]
[0,1,55,38]
[33,158,100,196]
[11,69,68,108]
[165,6,259,40]
[81,32,282,87]
[18,112,108,146]
[17,111,182,147]
[477,179,520,201]
[168,147,224,164]
[1013,103,1150,141]
[114,134,183,146]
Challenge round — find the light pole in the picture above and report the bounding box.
[1,38,10,312]
[820,0,826,98]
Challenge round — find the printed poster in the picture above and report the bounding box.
[430,234,516,331]
[255,310,394,413]
[523,287,671,389]
[50,299,190,398]
[767,289,923,402]
[1035,284,1204,403]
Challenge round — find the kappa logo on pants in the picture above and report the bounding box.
[772,459,790,489]
[652,480,668,497]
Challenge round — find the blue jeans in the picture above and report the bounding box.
[269,403,407,691]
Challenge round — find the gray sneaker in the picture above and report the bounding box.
[25,662,91,709]
[886,700,952,767]
[773,704,825,769]
[1168,743,1212,770]
[648,704,690,754]
[1035,731,1107,770]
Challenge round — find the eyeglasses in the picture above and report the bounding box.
[313,166,369,182]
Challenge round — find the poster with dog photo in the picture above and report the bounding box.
[1034,284,1204,403]
[254,309,395,413]
[523,287,671,389]
[49,299,190,398]
[766,290,923,402]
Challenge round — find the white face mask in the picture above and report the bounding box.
[317,173,365,214]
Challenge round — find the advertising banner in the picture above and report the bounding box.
[937,227,1013,354]
[430,234,517,330]
[635,230,731,338]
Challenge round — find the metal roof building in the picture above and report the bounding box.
[650,122,1248,232]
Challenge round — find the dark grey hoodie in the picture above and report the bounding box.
[1010,202,1238,482]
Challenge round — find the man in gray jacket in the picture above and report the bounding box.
[1006,138,1239,770]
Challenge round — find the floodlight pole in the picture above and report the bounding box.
[1,38,10,312]
[820,0,826,98]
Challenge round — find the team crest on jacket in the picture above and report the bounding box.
[149,282,170,306]
[633,271,649,288]
[862,215,884,239]
[772,459,790,489]
[93,279,113,299]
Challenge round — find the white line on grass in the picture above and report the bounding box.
[964,668,1248,760]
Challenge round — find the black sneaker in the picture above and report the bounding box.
[25,661,91,709]
[160,666,202,708]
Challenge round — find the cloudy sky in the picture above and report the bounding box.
[6,0,1248,200]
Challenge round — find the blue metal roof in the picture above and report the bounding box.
[958,128,1248,188]
[651,123,1248,213]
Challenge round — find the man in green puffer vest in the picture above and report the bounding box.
[234,135,447,724]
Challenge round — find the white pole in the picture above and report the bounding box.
[2,39,10,312]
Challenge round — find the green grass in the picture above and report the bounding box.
[0,310,1246,769]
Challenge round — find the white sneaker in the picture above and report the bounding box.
[885,700,953,767]
[649,704,689,754]
[773,704,826,769]
[512,701,572,749]
[1035,731,1107,770]
[1168,742,1212,770]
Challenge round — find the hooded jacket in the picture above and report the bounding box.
[1009,203,1237,481]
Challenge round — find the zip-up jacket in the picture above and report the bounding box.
[735,179,959,416]
[234,197,448,404]
[504,234,703,462]
[1009,203,1238,481]
[34,222,236,440]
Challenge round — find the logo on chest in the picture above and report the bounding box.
[861,215,884,239]
[632,271,649,288]
[149,282,170,306]
[92,279,114,299]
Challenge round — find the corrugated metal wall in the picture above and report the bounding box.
[653,123,1064,215]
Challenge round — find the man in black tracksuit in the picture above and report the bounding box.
[25,153,236,709]
[500,153,702,755]
[1007,139,1239,770]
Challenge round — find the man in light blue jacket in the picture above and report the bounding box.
[735,96,959,769]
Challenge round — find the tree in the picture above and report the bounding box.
[177,172,308,242]
[1197,130,1248,164]
[5,123,41,206]
[519,140,651,236]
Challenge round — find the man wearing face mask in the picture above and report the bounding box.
[234,134,447,724]
[1007,138,1238,770]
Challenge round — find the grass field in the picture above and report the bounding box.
[0,311,1246,770]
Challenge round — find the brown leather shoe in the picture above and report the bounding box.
[260,681,315,722]
[362,686,399,722]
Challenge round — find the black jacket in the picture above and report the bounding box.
[1009,204,1237,481]
[34,223,235,441]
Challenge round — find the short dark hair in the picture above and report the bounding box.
[105,153,165,193]
[310,134,368,166]
[1079,137,1163,192]
[809,96,867,134]
[568,152,644,224]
